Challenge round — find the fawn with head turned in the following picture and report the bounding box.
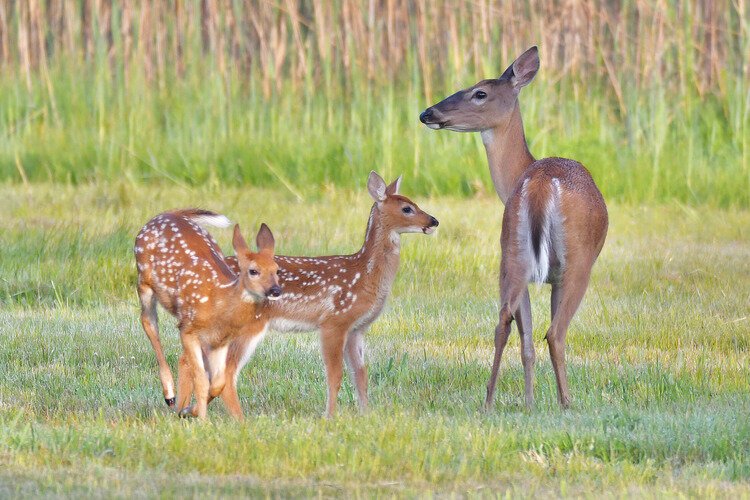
[215,171,439,417]
[420,46,608,409]
[135,209,281,418]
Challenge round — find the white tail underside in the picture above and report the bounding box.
[518,178,566,284]
[188,214,232,229]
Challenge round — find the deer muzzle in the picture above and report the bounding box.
[419,107,445,129]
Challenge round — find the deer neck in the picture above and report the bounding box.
[480,102,535,204]
[356,205,401,283]
[225,282,262,315]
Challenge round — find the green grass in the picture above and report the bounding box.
[1,53,748,207]
[1,183,748,496]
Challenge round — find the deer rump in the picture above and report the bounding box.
[517,175,566,285]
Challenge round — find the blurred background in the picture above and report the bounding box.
[0,0,747,205]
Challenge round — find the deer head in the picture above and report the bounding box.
[367,171,439,235]
[232,224,282,301]
[419,46,539,132]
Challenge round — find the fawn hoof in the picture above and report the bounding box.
[178,406,195,418]
[165,397,176,408]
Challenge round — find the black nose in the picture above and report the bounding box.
[419,108,433,123]
[269,286,281,297]
[430,216,439,227]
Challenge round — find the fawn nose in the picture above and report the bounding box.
[419,108,433,123]
[429,216,439,227]
[268,286,282,298]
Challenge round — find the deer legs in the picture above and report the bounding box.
[179,333,209,418]
[344,328,369,413]
[545,264,592,408]
[320,326,346,418]
[485,276,530,410]
[176,343,245,419]
[516,290,535,408]
[138,285,176,408]
[320,324,371,418]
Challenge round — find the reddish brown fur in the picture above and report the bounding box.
[421,46,608,409]
[206,172,439,417]
[135,209,280,418]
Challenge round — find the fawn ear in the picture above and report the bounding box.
[500,46,539,91]
[232,224,251,265]
[385,175,402,196]
[256,223,275,253]
[368,171,387,202]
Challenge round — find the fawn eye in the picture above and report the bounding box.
[473,90,487,100]
[276,270,282,276]
[248,269,259,276]
[402,206,413,214]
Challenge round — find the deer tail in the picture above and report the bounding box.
[521,177,565,284]
[169,208,231,229]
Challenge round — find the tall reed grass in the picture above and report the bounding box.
[0,1,747,205]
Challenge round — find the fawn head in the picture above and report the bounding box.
[367,171,439,235]
[419,46,539,132]
[232,224,282,301]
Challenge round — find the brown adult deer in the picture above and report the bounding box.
[420,46,608,409]
[217,171,439,417]
[135,209,281,418]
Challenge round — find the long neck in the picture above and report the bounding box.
[480,102,535,203]
[356,204,400,276]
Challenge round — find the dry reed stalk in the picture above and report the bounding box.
[284,0,308,80]
[138,1,154,83]
[0,0,742,105]
[121,0,133,85]
[18,0,32,89]
[173,0,185,78]
[0,1,11,66]
[415,0,432,101]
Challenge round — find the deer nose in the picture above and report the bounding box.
[268,286,281,298]
[419,108,433,123]
[429,216,439,227]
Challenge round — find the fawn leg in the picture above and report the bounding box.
[176,352,194,413]
[138,284,175,407]
[344,327,368,413]
[180,333,209,418]
[320,325,347,418]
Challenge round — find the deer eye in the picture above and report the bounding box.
[248,269,259,276]
[473,90,487,100]
[402,206,414,214]
[276,270,282,276]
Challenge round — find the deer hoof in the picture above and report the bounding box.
[178,406,195,418]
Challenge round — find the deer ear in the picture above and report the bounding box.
[385,175,402,196]
[232,224,252,268]
[256,223,275,253]
[367,171,387,202]
[509,46,539,90]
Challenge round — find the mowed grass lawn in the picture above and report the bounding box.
[1,182,749,496]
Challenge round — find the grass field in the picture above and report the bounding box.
[1,2,748,495]
[1,183,748,496]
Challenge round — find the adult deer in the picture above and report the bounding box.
[218,171,439,417]
[135,209,281,418]
[420,46,608,409]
